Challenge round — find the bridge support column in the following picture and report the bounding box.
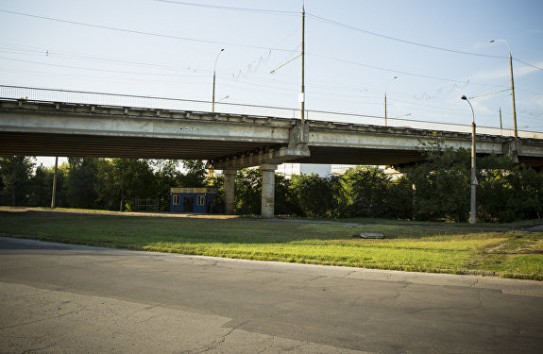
[504,139,520,163]
[260,164,277,218]
[223,169,237,215]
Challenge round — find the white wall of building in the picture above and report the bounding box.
[277,163,332,178]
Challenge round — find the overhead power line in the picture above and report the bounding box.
[270,54,301,74]
[154,2,542,68]
[0,9,297,53]
[0,56,204,78]
[310,53,508,88]
[0,45,205,73]
[306,13,504,59]
[468,88,511,100]
[514,58,543,71]
[153,0,298,15]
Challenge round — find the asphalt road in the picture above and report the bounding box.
[1,236,542,354]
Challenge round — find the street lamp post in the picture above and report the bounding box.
[300,5,306,124]
[461,95,477,224]
[212,48,224,113]
[490,39,518,157]
[50,156,58,208]
[384,76,397,126]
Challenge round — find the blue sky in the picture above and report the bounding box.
[1,0,542,136]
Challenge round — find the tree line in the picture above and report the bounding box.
[0,158,207,212]
[1,145,542,222]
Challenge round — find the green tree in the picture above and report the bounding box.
[274,174,301,216]
[153,160,182,211]
[209,174,225,213]
[110,159,157,211]
[96,159,118,210]
[405,147,470,222]
[96,158,168,211]
[477,155,515,222]
[386,176,414,220]
[0,156,35,206]
[339,166,392,218]
[66,157,99,209]
[31,165,53,207]
[235,168,261,215]
[505,165,543,220]
[180,160,207,187]
[290,174,338,217]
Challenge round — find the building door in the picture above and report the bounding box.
[183,197,194,212]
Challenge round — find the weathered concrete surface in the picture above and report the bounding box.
[4,98,541,166]
[1,236,542,354]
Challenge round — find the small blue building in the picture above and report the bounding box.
[170,187,218,213]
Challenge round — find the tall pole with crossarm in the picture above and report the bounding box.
[490,39,518,159]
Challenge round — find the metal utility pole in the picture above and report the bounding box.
[509,51,518,142]
[499,107,503,130]
[490,40,518,156]
[300,5,305,124]
[50,156,58,208]
[462,95,477,224]
[212,48,224,113]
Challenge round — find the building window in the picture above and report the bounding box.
[197,194,205,206]
[172,194,179,205]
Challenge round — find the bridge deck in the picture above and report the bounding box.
[1,98,543,168]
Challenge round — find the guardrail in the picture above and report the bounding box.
[2,84,542,139]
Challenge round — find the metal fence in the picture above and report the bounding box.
[2,84,541,139]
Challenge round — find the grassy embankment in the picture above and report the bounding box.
[0,207,542,280]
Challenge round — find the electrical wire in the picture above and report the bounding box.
[1,45,324,89]
[0,56,207,79]
[0,9,531,93]
[3,48,536,119]
[468,88,511,100]
[1,8,540,125]
[306,13,504,59]
[270,54,301,74]
[515,58,543,71]
[153,0,299,16]
[154,0,543,74]
[0,9,298,53]
[0,46,207,73]
[309,53,509,88]
[154,1,543,71]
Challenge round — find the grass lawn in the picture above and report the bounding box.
[0,207,542,280]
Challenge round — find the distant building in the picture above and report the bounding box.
[277,163,332,178]
[331,164,356,175]
[170,187,217,213]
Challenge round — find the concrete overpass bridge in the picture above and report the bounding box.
[2,86,543,217]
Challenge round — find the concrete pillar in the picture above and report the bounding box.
[260,164,277,218]
[223,169,236,214]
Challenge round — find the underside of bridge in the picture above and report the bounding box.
[0,130,426,219]
[0,132,270,161]
[0,132,426,166]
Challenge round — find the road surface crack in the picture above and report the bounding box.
[181,320,249,354]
